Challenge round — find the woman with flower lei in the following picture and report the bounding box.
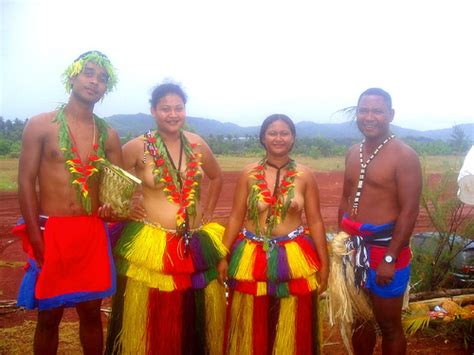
[106,83,227,355]
[217,114,329,355]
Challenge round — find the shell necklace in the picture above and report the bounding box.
[351,135,395,217]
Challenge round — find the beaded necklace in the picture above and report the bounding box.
[247,158,300,251]
[54,106,108,214]
[351,135,395,216]
[143,130,202,241]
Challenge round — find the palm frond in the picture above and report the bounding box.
[403,312,431,335]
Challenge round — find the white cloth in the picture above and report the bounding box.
[458,145,474,205]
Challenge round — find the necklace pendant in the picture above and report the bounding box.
[263,239,270,252]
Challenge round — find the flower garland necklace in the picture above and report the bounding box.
[54,106,107,214]
[247,158,299,251]
[144,130,202,233]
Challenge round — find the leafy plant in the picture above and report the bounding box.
[413,164,474,291]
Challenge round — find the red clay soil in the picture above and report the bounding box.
[0,173,470,354]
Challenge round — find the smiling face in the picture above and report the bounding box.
[356,94,394,141]
[262,119,295,157]
[70,61,108,104]
[151,93,186,135]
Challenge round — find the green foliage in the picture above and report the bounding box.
[206,134,349,157]
[449,125,471,155]
[0,116,25,157]
[411,166,474,292]
[403,310,431,335]
[405,138,452,155]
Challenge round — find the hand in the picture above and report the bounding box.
[128,194,147,222]
[317,267,329,294]
[201,209,213,225]
[29,235,45,267]
[217,258,228,285]
[98,203,119,222]
[376,261,396,286]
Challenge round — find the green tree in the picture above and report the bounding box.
[449,125,470,155]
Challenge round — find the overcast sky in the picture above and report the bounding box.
[1,0,473,131]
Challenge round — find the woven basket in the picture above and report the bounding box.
[99,162,141,217]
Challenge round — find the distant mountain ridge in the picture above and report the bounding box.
[105,113,474,141]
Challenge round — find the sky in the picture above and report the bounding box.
[1,0,473,131]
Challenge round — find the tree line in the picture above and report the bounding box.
[1,117,471,158]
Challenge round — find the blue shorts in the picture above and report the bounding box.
[366,265,410,298]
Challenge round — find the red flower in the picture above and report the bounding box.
[254,174,265,180]
[263,196,277,205]
[257,183,268,190]
[148,137,157,143]
[181,200,191,208]
[89,155,100,162]
[281,180,292,187]
[93,144,99,151]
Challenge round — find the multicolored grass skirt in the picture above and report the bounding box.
[13,215,115,311]
[105,221,227,355]
[225,227,323,355]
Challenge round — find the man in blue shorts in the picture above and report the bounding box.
[338,88,422,355]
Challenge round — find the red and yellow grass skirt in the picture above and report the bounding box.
[225,227,323,355]
[106,221,227,355]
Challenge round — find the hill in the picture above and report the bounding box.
[105,114,473,141]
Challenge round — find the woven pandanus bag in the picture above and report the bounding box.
[99,162,141,218]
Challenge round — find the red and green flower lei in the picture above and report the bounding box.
[144,131,202,229]
[55,106,108,214]
[247,158,300,250]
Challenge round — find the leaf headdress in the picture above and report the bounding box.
[61,50,118,95]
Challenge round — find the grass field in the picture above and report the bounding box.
[0,159,19,191]
[0,155,465,192]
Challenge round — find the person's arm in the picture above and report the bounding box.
[338,152,352,226]
[123,138,147,221]
[216,169,249,284]
[376,147,422,285]
[303,167,329,293]
[17,117,45,266]
[198,136,223,224]
[98,128,124,220]
[105,127,123,167]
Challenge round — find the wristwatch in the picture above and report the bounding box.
[383,255,396,264]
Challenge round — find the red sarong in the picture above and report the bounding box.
[14,215,115,310]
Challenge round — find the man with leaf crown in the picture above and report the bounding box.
[14,50,122,354]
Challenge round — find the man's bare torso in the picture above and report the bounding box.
[30,111,101,216]
[344,139,404,225]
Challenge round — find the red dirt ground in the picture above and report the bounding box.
[0,172,470,354]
